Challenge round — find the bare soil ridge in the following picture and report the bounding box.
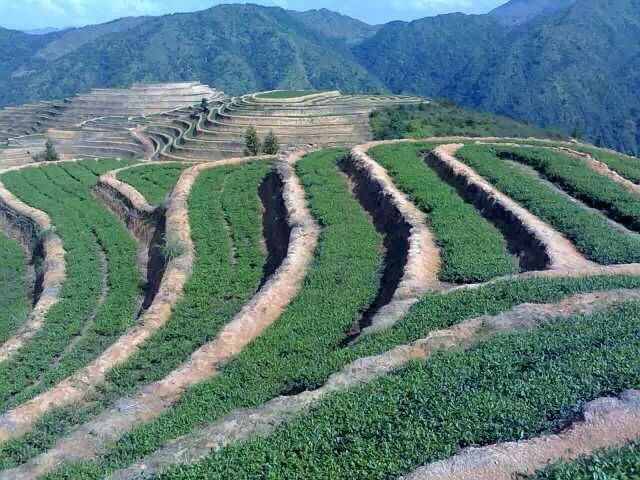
[349,142,441,335]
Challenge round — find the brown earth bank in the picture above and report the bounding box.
[93,165,170,312]
[348,143,441,336]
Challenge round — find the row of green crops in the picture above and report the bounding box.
[497,146,640,232]
[42,272,640,479]
[41,152,640,478]
[368,142,518,282]
[40,147,386,477]
[154,298,640,480]
[0,160,272,469]
[532,441,640,479]
[0,231,30,344]
[0,159,141,410]
[116,163,187,205]
[456,145,640,264]
[106,160,272,391]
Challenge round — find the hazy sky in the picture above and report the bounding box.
[3,0,508,30]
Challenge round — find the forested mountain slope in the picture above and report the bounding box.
[2,0,639,153]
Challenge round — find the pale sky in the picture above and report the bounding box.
[2,0,508,31]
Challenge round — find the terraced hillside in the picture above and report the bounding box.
[2,105,640,480]
[0,87,423,168]
[0,83,224,167]
[146,90,424,161]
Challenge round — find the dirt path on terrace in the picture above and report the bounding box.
[0,151,318,479]
[403,389,640,480]
[350,143,441,335]
[104,287,640,479]
[433,144,594,272]
[0,180,65,364]
[557,146,640,195]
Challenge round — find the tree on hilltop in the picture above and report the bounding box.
[262,130,280,155]
[244,126,261,156]
[32,138,60,162]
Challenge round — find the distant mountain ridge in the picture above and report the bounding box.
[23,27,65,35]
[490,0,576,26]
[1,0,639,153]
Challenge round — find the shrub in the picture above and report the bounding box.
[262,130,280,155]
[243,126,261,156]
[158,233,185,262]
[32,139,59,162]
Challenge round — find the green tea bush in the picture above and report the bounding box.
[0,231,30,344]
[42,155,640,479]
[0,159,140,410]
[456,145,640,264]
[117,163,186,205]
[369,142,518,282]
[158,300,640,479]
[532,441,640,479]
[498,147,640,232]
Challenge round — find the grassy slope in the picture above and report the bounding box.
[370,102,564,141]
[0,232,30,344]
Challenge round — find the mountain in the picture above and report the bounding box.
[33,17,148,60]
[354,14,507,98]
[355,0,640,154]
[490,0,576,26]
[23,27,65,35]
[1,0,639,153]
[0,5,383,107]
[288,8,379,45]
